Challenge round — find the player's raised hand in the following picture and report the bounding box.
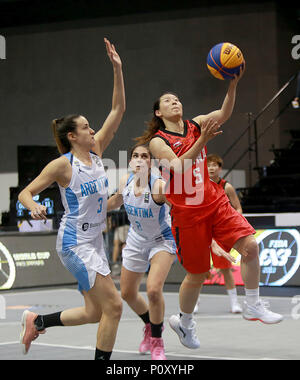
[104,38,122,68]
[231,60,246,85]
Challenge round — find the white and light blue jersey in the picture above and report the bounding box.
[122,172,174,242]
[56,152,108,252]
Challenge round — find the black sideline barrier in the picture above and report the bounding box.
[0,232,75,290]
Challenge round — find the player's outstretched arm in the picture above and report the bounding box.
[194,62,245,127]
[94,38,126,157]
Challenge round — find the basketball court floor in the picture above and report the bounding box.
[0,281,299,361]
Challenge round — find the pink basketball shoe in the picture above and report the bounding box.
[20,310,46,355]
[139,323,151,354]
[150,337,166,360]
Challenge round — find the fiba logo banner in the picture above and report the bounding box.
[0,241,16,290]
[257,229,300,286]
[0,35,5,59]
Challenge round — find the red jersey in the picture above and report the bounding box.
[153,119,228,227]
[217,178,227,189]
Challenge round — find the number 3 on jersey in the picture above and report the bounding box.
[97,197,103,214]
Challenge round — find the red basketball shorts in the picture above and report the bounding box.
[211,251,232,269]
[171,201,255,274]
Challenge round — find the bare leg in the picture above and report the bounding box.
[179,272,209,314]
[61,273,122,352]
[233,235,260,289]
[120,266,148,315]
[147,251,174,324]
[221,268,235,290]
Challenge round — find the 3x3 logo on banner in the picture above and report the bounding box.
[257,229,300,286]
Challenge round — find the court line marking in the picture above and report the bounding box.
[2,287,297,301]
[2,288,78,297]
[0,341,283,360]
[0,341,19,345]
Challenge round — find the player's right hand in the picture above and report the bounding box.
[211,239,236,263]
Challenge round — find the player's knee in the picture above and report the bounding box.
[237,236,258,262]
[147,286,162,304]
[87,309,102,324]
[245,237,259,261]
[184,272,208,288]
[108,298,123,321]
[121,287,136,303]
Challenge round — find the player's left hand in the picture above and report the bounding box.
[200,118,223,144]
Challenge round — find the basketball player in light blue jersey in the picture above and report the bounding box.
[18,38,125,360]
[108,144,176,360]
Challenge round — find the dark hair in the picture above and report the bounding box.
[207,153,223,168]
[129,143,152,159]
[51,114,81,154]
[134,92,179,145]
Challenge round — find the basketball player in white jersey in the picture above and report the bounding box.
[18,38,125,360]
[107,144,176,360]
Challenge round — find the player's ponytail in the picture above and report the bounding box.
[135,92,178,145]
[134,96,165,145]
[51,114,80,154]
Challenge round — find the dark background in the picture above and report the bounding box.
[0,0,299,186]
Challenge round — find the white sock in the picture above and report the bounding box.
[245,288,259,306]
[227,287,238,304]
[180,311,193,328]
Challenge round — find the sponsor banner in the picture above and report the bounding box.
[0,233,75,290]
[257,229,300,286]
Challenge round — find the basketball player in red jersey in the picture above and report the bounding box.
[194,153,243,314]
[135,66,283,349]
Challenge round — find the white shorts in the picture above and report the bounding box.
[57,235,110,293]
[122,230,177,273]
